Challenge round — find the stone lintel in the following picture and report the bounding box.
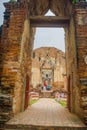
[30,16,70,27]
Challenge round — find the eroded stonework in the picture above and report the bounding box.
[31,47,66,90]
[0,0,87,127]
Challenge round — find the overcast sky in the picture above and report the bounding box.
[0,0,65,52]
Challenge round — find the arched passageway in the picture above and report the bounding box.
[0,0,87,128]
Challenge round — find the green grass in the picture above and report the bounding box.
[58,100,67,107]
[55,99,67,107]
[29,99,39,106]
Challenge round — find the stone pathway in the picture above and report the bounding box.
[6,98,86,128]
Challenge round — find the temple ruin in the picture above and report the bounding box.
[0,0,87,128]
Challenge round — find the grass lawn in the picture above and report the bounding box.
[55,99,67,107]
[29,99,39,106]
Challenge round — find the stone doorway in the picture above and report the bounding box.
[31,27,66,99]
[29,11,73,115]
[0,0,87,127]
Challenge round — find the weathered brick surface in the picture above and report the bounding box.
[0,0,87,128]
[0,2,28,126]
[65,3,87,124]
[31,47,66,89]
[74,3,87,124]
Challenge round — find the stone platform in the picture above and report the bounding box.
[41,90,53,98]
[5,98,86,130]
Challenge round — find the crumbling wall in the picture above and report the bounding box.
[0,0,87,127]
[65,2,87,124]
[0,1,28,126]
[74,3,87,124]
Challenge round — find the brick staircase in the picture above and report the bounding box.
[5,124,87,130]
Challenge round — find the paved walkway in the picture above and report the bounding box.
[6,98,86,127]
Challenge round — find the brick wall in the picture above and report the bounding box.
[65,3,87,124]
[31,47,66,89]
[0,2,29,126]
[74,3,87,123]
[0,0,87,126]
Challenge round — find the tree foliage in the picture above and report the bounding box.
[10,0,16,2]
[72,0,79,3]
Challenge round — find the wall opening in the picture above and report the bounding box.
[29,26,67,108]
[45,9,55,16]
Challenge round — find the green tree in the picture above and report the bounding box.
[72,0,79,3]
[10,0,16,2]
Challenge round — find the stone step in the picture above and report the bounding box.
[5,125,87,130]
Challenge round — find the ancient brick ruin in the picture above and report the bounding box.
[0,0,87,128]
[31,47,66,91]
